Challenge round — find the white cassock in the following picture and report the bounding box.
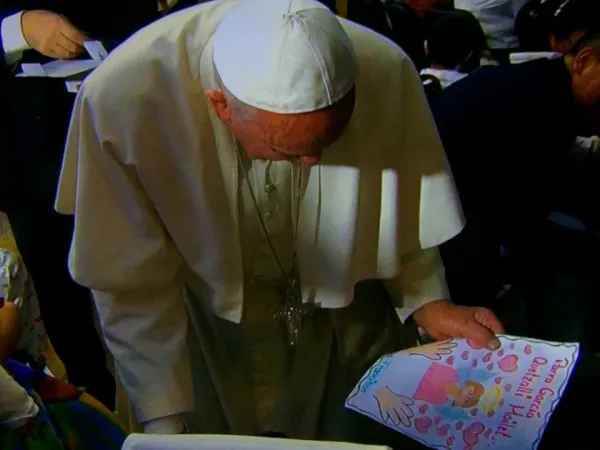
[55,0,464,443]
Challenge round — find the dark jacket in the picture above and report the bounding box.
[0,0,160,209]
[430,58,579,301]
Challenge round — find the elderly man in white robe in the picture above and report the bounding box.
[55,0,505,446]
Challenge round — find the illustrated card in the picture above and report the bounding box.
[345,336,579,450]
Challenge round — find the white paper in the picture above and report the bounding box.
[65,81,83,93]
[84,40,109,61]
[346,336,579,450]
[16,59,101,78]
[20,63,47,76]
[42,59,101,77]
[122,434,391,450]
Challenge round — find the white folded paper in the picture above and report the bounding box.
[122,434,392,450]
[15,40,107,79]
[509,52,560,64]
[17,60,101,78]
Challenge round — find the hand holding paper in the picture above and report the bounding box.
[22,10,87,59]
[413,300,504,351]
[347,336,579,450]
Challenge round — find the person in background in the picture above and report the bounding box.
[513,0,600,59]
[420,10,487,96]
[454,0,529,63]
[431,10,600,349]
[0,249,47,366]
[402,0,453,18]
[0,246,126,449]
[0,0,162,410]
[1,349,128,450]
[511,0,600,233]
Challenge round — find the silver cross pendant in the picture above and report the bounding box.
[272,279,313,347]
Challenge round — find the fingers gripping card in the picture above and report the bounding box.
[345,336,579,450]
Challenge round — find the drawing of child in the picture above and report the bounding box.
[413,362,492,419]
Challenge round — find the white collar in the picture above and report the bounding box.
[420,68,468,89]
[509,52,561,64]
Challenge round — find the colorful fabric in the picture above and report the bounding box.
[0,359,127,450]
[0,247,47,362]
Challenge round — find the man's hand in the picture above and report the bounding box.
[407,338,458,361]
[413,299,504,351]
[21,10,87,59]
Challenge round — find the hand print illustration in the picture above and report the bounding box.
[373,386,414,428]
[408,339,458,361]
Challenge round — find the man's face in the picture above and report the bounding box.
[206,88,356,166]
[571,45,600,115]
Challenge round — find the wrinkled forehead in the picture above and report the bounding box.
[241,87,355,154]
[251,86,355,127]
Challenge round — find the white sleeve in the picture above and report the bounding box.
[59,92,193,424]
[1,12,31,64]
[0,365,39,428]
[142,415,186,434]
[383,247,450,323]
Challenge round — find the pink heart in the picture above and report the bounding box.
[484,429,492,439]
[497,349,504,357]
[446,436,455,446]
[436,424,450,436]
[524,344,532,355]
[415,417,432,434]
[470,408,478,416]
[483,352,492,363]
[498,354,519,373]
[467,339,484,350]
[418,404,429,414]
[445,355,455,366]
[494,376,502,384]
[487,363,494,370]
[504,384,512,392]
[455,421,464,430]
[461,351,469,360]
[462,422,485,446]
[471,359,478,368]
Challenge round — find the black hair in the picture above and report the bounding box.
[516,0,600,52]
[426,11,487,70]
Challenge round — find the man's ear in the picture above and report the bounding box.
[572,46,597,76]
[554,30,588,54]
[205,89,232,122]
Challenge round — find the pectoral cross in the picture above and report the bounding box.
[272,279,314,347]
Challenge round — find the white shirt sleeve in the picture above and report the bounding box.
[1,12,31,64]
[0,365,39,428]
[383,247,450,323]
[142,414,186,434]
[58,91,194,424]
